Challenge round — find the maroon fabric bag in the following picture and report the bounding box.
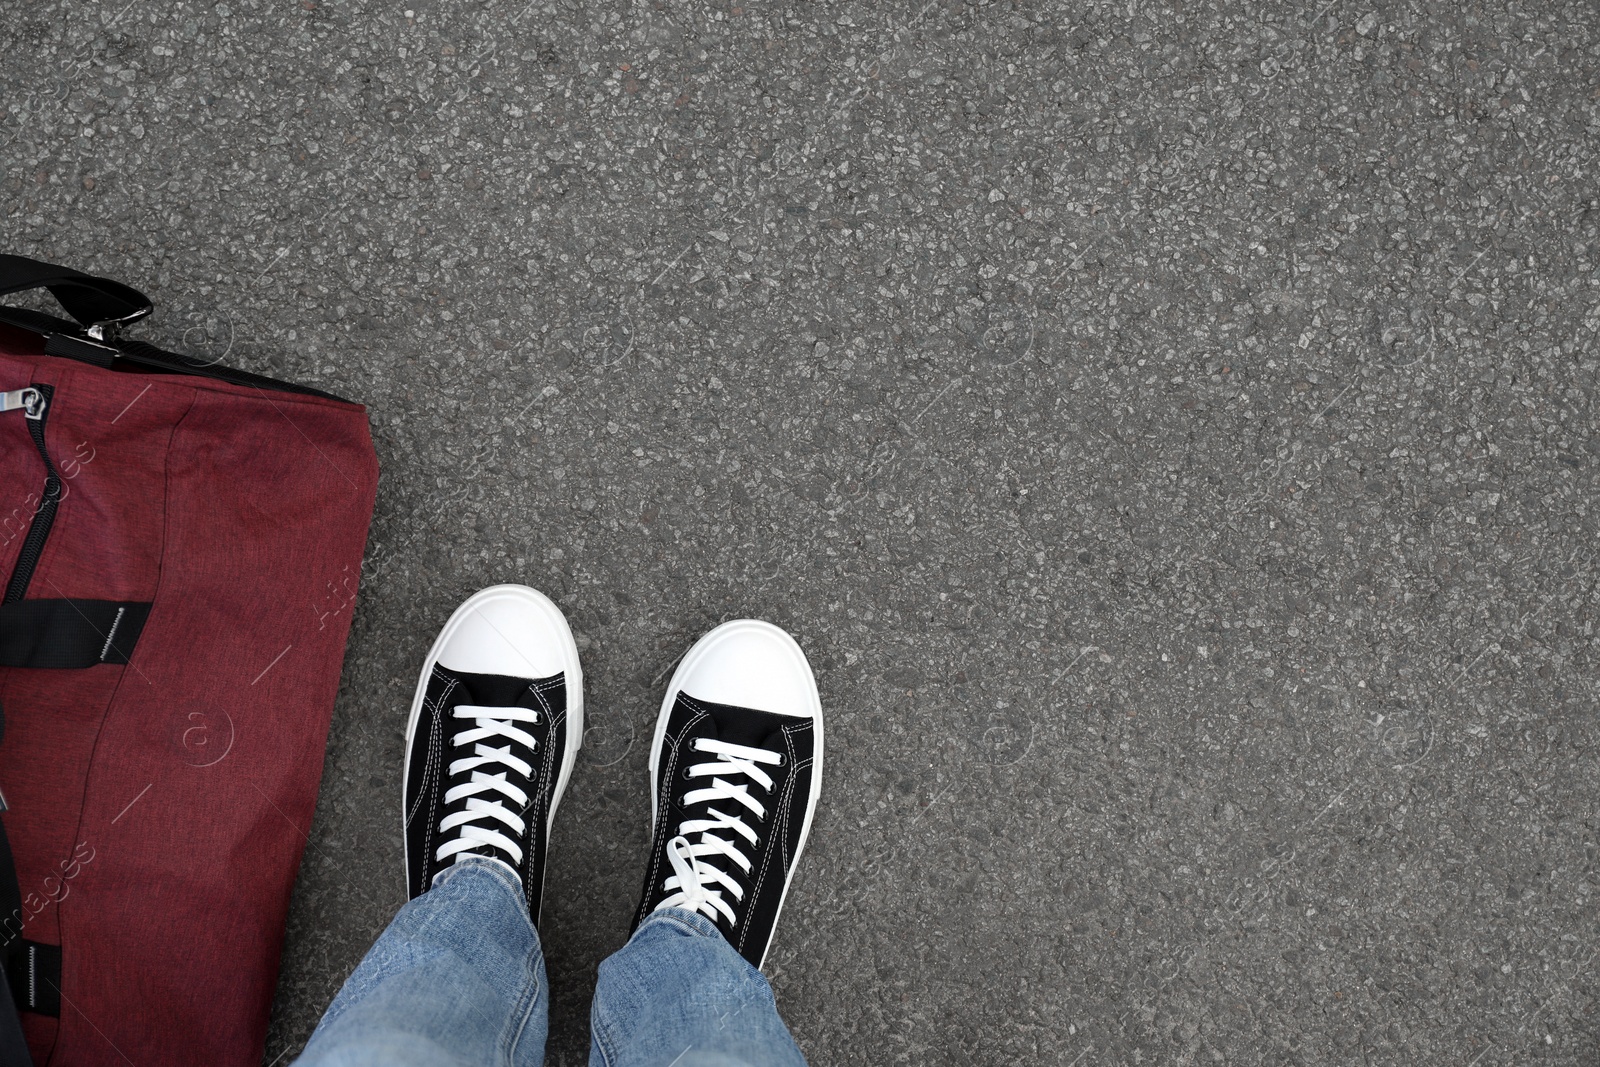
[0,255,379,1065]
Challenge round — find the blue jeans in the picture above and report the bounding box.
[294,858,808,1067]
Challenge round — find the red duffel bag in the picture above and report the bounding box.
[0,255,379,1065]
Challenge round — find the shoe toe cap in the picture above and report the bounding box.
[435,585,573,680]
[677,620,818,719]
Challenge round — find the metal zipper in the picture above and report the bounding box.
[3,383,60,603]
[0,387,44,417]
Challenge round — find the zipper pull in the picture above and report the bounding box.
[0,388,45,419]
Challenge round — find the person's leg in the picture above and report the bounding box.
[295,858,548,1067]
[296,584,585,1067]
[590,620,822,1067]
[589,907,805,1067]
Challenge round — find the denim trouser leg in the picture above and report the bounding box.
[292,860,804,1067]
[588,908,808,1067]
[294,857,547,1067]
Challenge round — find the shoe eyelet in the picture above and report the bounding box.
[688,738,703,752]
[682,766,695,781]
[773,753,785,768]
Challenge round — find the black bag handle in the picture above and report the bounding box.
[0,255,151,336]
[0,254,347,402]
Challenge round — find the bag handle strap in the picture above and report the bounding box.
[0,254,349,402]
[0,255,152,338]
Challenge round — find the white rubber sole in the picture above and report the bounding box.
[648,619,823,969]
[402,584,584,917]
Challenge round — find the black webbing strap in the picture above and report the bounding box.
[41,333,116,369]
[0,255,150,333]
[0,943,59,1018]
[0,600,151,670]
[0,700,36,1064]
[0,972,27,1063]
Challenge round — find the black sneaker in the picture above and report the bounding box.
[403,584,583,927]
[631,620,823,970]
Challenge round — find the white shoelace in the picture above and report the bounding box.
[435,704,540,871]
[656,737,784,926]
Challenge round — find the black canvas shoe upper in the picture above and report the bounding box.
[632,691,818,968]
[404,663,571,925]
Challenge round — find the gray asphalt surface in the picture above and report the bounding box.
[5,1,1599,1064]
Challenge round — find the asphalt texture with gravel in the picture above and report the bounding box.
[4,1,1599,1064]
